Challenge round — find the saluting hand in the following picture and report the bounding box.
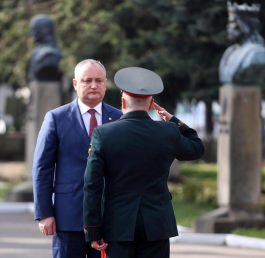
[153,102,173,121]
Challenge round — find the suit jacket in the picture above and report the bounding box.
[32,99,122,231]
[83,111,204,241]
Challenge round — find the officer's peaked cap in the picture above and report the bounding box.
[114,67,164,97]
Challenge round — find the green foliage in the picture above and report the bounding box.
[168,162,219,227]
[0,184,6,200]
[181,180,202,202]
[131,0,227,108]
[0,181,16,200]
[174,162,217,206]
[182,180,217,206]
[2,0,265,114]
[174,161,265,228]
[0,0,228,112]
[180,162,217,183]
[180,161,265,190]
[168,183,216,227]
[5,96,26,131]
[0,0,30,87]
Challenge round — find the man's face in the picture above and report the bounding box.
[227,12,249,43]
[227,12,241,42]
[73,63,107,107]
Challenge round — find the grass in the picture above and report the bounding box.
[180,162,265,188]
[169,161,265,238]
[0,185,6,200]
[0,181,17,200]
[179,162,217,182]
[232,228,265,239]
[169,184,216,227]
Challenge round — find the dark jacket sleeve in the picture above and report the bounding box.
[170,116,205,160]
[83,128,104,241]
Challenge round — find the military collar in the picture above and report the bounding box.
[121,110,152,120]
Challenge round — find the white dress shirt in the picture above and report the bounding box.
[77,99,102,136]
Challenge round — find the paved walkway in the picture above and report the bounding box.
[0,211,264,258]
[0,211,51,258]
[170,244,265,258]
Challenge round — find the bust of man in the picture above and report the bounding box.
[28,14,62,82]
[219,2,265,86]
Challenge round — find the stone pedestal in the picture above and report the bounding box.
[218,86,262,211]
[26,81,61,175]
[194,86,265,233]
[9,81,61,202]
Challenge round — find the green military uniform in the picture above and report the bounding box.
[83,67,204,258]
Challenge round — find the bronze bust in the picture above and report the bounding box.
[219,2,265,85]
[28,15,62,82]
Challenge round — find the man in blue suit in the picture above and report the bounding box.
[32,59,122,258]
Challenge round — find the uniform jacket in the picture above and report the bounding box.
[83,110,204,241]
[32,99,122,230]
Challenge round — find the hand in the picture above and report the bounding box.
[153,102,173,121]
[91,239,108,251]
[38,216,56,236]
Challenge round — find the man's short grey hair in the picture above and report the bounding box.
[124,94,152,109]
[74,59,106,78]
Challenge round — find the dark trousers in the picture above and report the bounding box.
[52,231,100,258]
[105,211,170,258]
[106,239,170,258]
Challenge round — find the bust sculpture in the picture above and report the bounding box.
[28,15,62,82]
[219,2,265,85]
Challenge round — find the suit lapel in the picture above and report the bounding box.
[68,101,119,144]
[68,99,90,144]
[102,102,116,124]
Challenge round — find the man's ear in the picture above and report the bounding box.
[122,97,126,109]
[148,98,154,110]
[73,79,77,90]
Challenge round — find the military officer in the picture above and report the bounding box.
[83,67,204,258]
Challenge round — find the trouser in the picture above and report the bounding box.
[106,239,170,258]
[105,210,170,258]
[52,231,100,258]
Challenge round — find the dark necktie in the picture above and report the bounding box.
[88,109,98,138]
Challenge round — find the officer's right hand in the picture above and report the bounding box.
[153,102,173,121]
[38,216,56,236]
[91,239,108,251]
